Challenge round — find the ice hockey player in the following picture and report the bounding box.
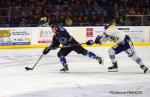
[86,24,149,73]
[42,24,103,72]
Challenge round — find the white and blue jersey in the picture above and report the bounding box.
[97,28,134,55]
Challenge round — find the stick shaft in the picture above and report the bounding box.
[58,43,85,48]
[32,54,44,69]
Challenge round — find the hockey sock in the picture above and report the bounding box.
[108,48,117,63]
[59,56,67,65]
[86,51,97,59]
[130,54,144,66]
[109,54,117,63]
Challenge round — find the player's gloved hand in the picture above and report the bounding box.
[110,35,120,43]
[86,40,94,45]
[124,35,131,42]
[43,47,51,55]
[95,35,102,44]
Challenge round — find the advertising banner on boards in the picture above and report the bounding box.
[0,28,31,46]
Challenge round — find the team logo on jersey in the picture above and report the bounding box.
[60,28,65,31]
[59,37,67,44]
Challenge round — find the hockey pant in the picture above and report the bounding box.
[57,45,97,66]
[108,39,144,66]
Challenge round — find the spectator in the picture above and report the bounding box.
[39,17,49,27]
[65,16,73,26]
[0,0,149,26]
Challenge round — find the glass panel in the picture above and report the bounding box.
[126,15,150,26]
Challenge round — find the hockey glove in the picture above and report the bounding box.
[110,36,119,43]
[95,35,102,44]
[124,35,131,42]
[43,47,51,55]
[86,40,94,45]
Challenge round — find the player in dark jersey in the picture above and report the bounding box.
[43,24,103,72]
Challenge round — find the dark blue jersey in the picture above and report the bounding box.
[50,26,78,48]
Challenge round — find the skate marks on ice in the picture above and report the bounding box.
[1,62,150,97]
[0,47,150,97]
[2,65,150,97]
[8,77,150,97]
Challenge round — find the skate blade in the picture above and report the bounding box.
[108,69,118,72]
[144,69,149,74]
[60,70,69,73]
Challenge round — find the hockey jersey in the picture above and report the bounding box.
[50,26,77,48]
[100,28,124,44]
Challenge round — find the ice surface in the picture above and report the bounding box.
[0,47,150,97]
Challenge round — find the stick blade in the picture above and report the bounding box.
[25,67,32,71]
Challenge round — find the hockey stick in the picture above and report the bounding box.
[25,43,85,71]
[25,54,44,71]
[58,43,86,48]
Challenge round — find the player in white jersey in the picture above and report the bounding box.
[86,24,149,73]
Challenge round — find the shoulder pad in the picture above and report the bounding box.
[59,28,65,31]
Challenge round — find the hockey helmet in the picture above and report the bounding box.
[104,24,111,30]
[51,24,58,28]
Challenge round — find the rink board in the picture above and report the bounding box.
[0,26,150,49]
[0,42,150,49]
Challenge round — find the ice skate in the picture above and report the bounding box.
[60,64,69,72]
[96,56,104,65]
[108,62,118,72]
[140,65,149,74]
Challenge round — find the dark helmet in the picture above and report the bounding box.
[50,24,58,28]
[104,24,111,30]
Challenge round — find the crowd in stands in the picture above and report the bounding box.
[0,0,149,27]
